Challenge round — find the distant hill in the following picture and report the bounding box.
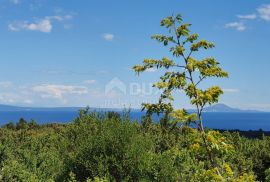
[0,103,262,113]
[203,104,261,113]
[0,104,127,112]
[0,104,83,112]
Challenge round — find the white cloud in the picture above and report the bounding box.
[146,68,157,72]
[225,4,270,31]
[223,88,240,93]
[10,0,20,4]
[8,19,52,33]
[242,104,270,112]
[225,22,246,31]
[46,15,73,21]
[0,93,16,103]
[23,99,33,104]
[257,4,270,21]
[63,24,72,29]
[32,84,88,100]
[8,15,73,33]
[237,14,257,20]
[0,84,34,105]
[0,82,94,106]
[0,81,13,88]
[103,33,114,41]
[0,92,33,105]
[25,19,52,33]
[84,80,96,84]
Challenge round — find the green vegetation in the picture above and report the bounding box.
[133,14,228,133]
[0,112,270,181]
[133,14,230,179]
[0,14,268,182]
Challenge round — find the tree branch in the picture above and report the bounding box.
[186,50,193,60]
[195,76,206,86]
[175,65,186,68]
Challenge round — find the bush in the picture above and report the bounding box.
[0,112,269,181]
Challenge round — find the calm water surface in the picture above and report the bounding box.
[0,111,269,131]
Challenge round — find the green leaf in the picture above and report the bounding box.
[177,24,191,37]
[191,40,215,51]
[160,16,174,28]
[169,109,197,123]
[151,35,176,46]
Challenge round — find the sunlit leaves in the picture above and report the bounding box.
[158,57,175,68]
[160,16,174,28]
[142,102,173,116]
[191,40,215,51]
[206,131,234,155]
[169,109,197,123]
[196,57,229,78]
[185,85,223,106]
[175,14,183,24]
[153,71,187,102]
[142,57,175,69]
[186,57,197,72]
[201,67,228,78]
[205,86,224,104]
[151,35,176,46]
[177,23,191,37]
[184,34,199,44]
[133,65,146,74]
[133,14,228,132]
[187,57,229,78]
[170,45,185,57]
[164,72,186,89]
[133,57,176,74]
[153,81,168,89]
[160,89,174,101]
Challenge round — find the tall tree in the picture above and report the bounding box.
[133,14,228,169]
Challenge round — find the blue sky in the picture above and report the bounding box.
[0,0,270,111]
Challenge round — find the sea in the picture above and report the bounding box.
[0,111,270,131]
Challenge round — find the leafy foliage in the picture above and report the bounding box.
[133,14,231,178]
[0,14,266,182]
[0,114,269,181]
[133,14,228,128]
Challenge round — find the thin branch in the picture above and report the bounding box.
[174,64,186,68]
[186,50,193,60]
[169,15,220,173]
[195,76,206,86]
[173,19,181,45]
[185,76,192,81]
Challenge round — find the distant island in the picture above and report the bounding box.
[202,103,262,113]
[0,104,83,112]
[0,103,262,113]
